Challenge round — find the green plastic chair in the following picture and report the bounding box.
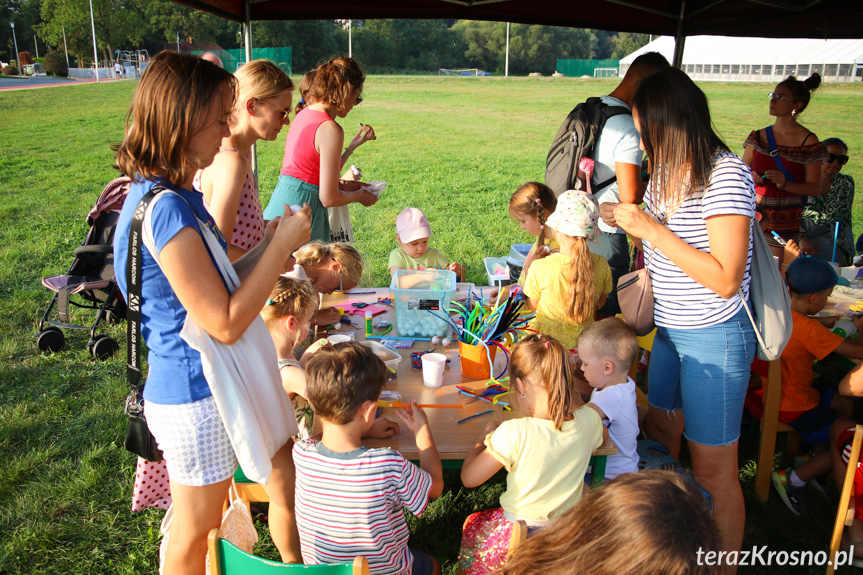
[208,529,370,575]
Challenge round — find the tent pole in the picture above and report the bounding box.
[672,0,687,69]
[244,1,258,181]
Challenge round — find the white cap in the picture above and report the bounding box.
[396,207,432,244]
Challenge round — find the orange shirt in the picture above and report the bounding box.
[779,311,844,412]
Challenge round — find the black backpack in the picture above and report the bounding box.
[545,97,631,196]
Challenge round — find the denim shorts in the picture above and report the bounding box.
[647,306,756,447]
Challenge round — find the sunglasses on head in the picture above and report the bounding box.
[827,153,849,165]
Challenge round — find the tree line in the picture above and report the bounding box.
[3,0,649,75]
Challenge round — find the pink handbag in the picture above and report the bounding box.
[617,267,655,337]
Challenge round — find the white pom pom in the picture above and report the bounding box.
[289,204,303,215]
[442,338,451,346]
[330,322,340,330]
[431,336,440,345]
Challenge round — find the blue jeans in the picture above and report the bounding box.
[647,306,756,447]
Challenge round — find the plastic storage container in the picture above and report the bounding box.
[483,257,511,288]
[360,340,402,369]
[506,244,532,284]
[390,269,456,338]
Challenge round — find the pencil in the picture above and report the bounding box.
[387,403,463,409]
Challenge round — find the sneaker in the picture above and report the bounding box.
[792,452,813,468]
[772,468,805,516]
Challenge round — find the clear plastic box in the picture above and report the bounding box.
[484,257,511,287]
[390,269,456,338]
[359,340,402,369]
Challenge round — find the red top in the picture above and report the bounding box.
[280,108,333,186]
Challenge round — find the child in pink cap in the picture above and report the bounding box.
[388,207,461,276]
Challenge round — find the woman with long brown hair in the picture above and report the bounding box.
[612,67,755,570]
[113,51,311,574]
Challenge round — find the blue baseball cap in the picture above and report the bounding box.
[785,256,838,294]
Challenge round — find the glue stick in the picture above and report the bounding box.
[365,310,373,337]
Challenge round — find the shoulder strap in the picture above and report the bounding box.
[590,99,632,190]
[764,126,798,184]
[126,186,167,393]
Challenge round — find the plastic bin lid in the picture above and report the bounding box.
[510,243,533,261]
[390,268,456,291]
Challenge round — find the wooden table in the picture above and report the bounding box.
[320,287,616,484]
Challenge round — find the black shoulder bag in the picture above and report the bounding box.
[123,187,165,462]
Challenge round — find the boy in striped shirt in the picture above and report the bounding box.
[295,342,444,575]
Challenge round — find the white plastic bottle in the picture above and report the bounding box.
[832,317,858,339]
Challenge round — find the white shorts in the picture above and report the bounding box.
[145,396,238,487]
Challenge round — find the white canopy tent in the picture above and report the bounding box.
[621,36,863,82]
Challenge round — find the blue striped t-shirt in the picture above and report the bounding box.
[643,150,756,329]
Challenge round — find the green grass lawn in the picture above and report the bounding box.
[2,76,863,574]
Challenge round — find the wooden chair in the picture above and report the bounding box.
[744,358,801,502]
[627,327,656,390]
[827,424,863,575]
[208,528,369,575]
[233,467,269,504]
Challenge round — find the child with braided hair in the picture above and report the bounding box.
[508,182,559,285]
[492,183,558,300]
[261,276,399,441]
[286,240,364,327]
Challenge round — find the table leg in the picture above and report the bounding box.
[589,455,607,490]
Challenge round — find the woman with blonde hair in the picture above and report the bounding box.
[289,241,364,326]
[197,59,294,261]
[113,51,311,573]
[500,471,721,575]
[612,66,755,567]
[264,57,378,243]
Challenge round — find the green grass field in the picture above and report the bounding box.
[2,76,863,574]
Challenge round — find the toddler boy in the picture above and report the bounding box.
[294,342,444,575]
[388,207,461,277]
[772,256,863,515]
[579,317,640,479]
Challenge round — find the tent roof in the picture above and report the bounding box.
[173,0,862,40]
[621,36,863,65]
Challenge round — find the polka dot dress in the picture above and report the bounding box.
[131,458,172,512]
[232,175,264,250]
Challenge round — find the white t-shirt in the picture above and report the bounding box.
[592,95,643,234]
[590,377,639,478]
[643,150,755,329]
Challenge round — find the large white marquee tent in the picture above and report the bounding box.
[622,36,863,82]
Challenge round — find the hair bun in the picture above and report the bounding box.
[804,73,822,92]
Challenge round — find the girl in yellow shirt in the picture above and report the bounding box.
[458,334,607,574]
[522,190,612,350]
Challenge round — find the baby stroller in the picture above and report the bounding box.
[37,176,130,360]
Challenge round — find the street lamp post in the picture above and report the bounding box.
[10,22,21,78]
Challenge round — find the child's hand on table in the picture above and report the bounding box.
[364,417,400,439]
[395,400,430,434]
[313,307,341,326]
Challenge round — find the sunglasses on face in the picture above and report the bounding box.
[768,92,793,102]
[827,153,849,165]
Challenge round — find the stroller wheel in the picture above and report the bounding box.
[37,329,65,353]
[91,335,119,360]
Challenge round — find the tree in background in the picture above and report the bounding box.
[452,21,597,75]
[2,0,41,65]
[253,20,342,73]
[145,0,239,52]
[609,32,651,59]
[18,50,33,65]
[43,49,67,76]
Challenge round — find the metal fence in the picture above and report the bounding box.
[192,48,292,75]
[555,59,620,78]
[619,61,862,83]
